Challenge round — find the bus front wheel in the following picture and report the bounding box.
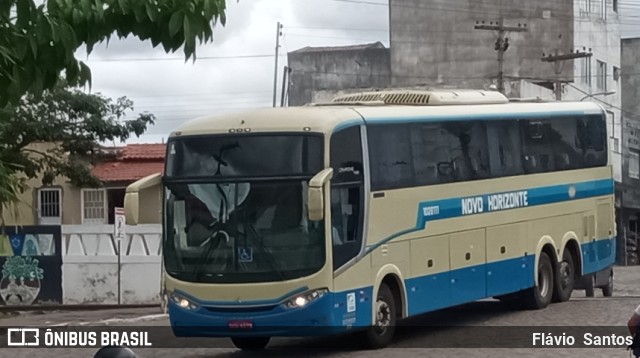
[360,283,396,349]
[523,251,554,310]
[230,337,270,350]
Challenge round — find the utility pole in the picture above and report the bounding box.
[541,49,592,100]
[474,19,528,94]
[280,66,292,107]
[272,22,283,107]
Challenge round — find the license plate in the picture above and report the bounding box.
[228,320,253,329]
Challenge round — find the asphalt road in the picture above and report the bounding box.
[2,265,640,358]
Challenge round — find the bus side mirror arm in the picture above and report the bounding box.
[308,168,333,221]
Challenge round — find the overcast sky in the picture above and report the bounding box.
[77,0,640,145]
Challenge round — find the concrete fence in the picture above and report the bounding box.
[61,224,163,305]
[0,224,163,307]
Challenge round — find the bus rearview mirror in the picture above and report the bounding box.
[124,192,140,225]
[124,172,163,225]
[308,168,333,221]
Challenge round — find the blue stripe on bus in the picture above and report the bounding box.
[404,237,614,317]
[365,178,614,255]
[169,238,616,337]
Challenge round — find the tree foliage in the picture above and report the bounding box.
[0,84,155,189]
[0,0,228,220]
[0,0,228,106]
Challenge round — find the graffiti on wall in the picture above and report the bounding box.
[0,256,44,305]
[0,227,61,306]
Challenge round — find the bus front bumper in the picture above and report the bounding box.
[167,289,372,337]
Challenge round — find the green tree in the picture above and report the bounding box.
[0,0,227,106]
[0,84,155,223]
[0,0,228,220]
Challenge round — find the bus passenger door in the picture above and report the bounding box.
[449,229,486,305]
[582,213,598,275]
[595,200,614,267]
[329,126,366,272]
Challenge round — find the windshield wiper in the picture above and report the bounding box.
[244,224,287,281]
[191,229,228,280]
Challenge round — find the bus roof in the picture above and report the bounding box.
[169,90,605,138]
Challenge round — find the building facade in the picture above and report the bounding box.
[287,42,390,106]
[621,37,640,265]
[2,143,165,227]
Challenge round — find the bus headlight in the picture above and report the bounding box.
[284,288,328,309]
[168,291,199,310]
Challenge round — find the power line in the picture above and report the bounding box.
[86,54,286,62]
[286,26,388,32]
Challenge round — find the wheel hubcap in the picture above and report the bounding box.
[559,261,572,289]
[375,300,391,334]
[539,264,550,297]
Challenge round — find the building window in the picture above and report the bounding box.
[582,57,592,86]
[607,110,620,153]
[590,0,605,18]
[614,0,618,12]
[613,66,620,81]
[630,152,640,179]
[581,0,591,13]
[82,189,107,224]
[596,60,607,90]
[38,188,61,224]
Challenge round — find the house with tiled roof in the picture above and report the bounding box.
[1,143,166,227]
[86,143,166,225]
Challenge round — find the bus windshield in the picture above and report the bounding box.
[165,134,323,178]
[162,134,326,284]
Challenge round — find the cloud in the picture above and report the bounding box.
[75,0,391,143]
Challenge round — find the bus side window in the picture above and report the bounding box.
[521,120,554,173]
[487,121,523,177]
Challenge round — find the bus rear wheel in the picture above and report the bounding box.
[552,249,575,303]
[522,251,554,310]
[230,337,270,350]
[360,283,396,349]
[602,270,613,297]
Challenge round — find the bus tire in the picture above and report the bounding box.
[230,337,270,350]
[523,251,554,310]
[585,275,595,297]
[551,249,575,303]
[360,283,396,349]
[602,270,613,297]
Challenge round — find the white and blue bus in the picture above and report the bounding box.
[124,90,615,350]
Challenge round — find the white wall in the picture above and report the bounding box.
[61,224,162,305]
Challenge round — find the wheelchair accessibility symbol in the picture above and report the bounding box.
[238,247,253,262]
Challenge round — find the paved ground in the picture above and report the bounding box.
[2,265,640,357]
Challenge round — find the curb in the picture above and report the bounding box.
[0,304,160,315]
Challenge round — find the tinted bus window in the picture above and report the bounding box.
[165,134,323,178]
